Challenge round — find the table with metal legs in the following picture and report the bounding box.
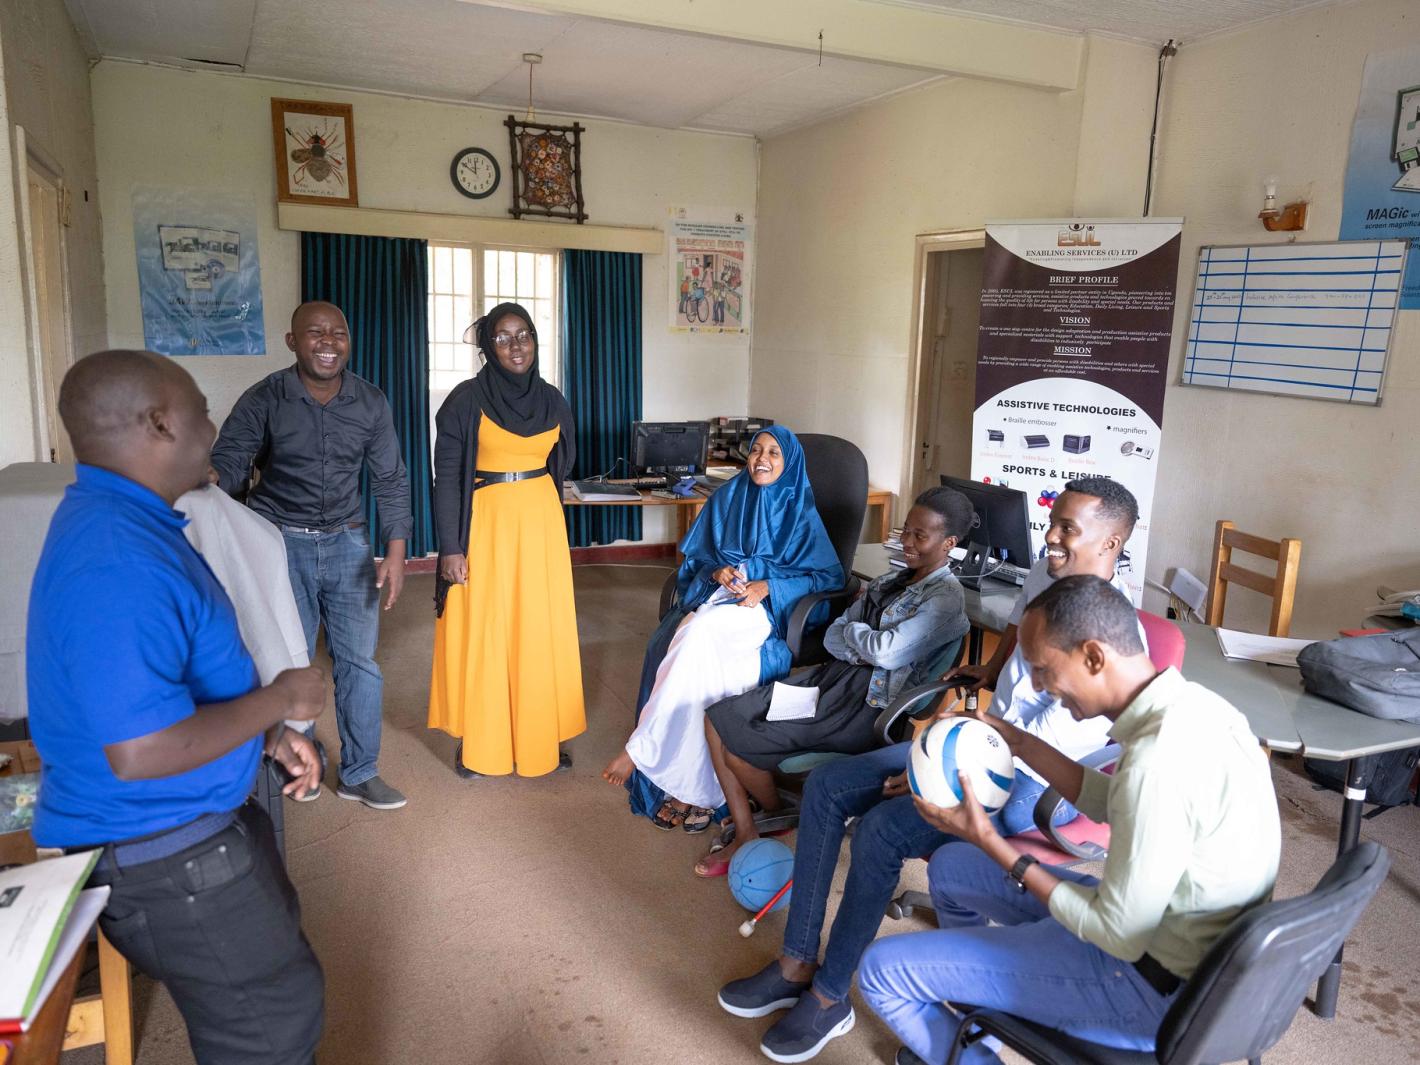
[1180,622,1420,1018]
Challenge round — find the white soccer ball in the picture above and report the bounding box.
[908,717,1016,814]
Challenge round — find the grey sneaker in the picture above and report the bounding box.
[336,776,407,810]
[760,993,855,1063]
[718,960,811,1019]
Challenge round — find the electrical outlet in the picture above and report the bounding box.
[1168,567,1208,616]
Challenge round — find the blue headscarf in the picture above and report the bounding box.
[674,425,843,683]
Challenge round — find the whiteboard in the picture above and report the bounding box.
[1181,240,1407,405]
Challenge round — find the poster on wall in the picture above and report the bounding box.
[970,219,1183,603]
[132,186,265,356]
[667,207,752,333]
[1340,44,1420,309]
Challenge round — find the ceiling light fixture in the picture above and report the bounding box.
[523,52,543,122]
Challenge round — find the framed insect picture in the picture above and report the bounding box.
[504,115,587,223]
[271,98,359,207]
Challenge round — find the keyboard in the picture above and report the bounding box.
[991,562,1030,586]
[608,475,672,489]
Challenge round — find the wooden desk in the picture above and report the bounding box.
[9,944,86,1065]
[564,483,896,546]
[1,741,134,1065]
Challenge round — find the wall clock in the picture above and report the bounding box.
[451,147,500,199]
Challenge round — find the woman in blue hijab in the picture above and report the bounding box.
[602,427,842,830]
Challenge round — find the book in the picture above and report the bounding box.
[0,774,38,836]
[0,851,105,1031]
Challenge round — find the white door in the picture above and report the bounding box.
[25,164,73,463]
[913,246,984,494]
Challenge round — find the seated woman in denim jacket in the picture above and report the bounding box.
[696,486,974,875]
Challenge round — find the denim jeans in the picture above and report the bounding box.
[282,526,383,787]
[859,843,1178,1064]
[92,804,324,1065]
[780,742,1070,1003]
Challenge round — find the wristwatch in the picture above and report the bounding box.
[1006,854,1039,893]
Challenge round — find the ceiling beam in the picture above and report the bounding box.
[467,0,1082,92]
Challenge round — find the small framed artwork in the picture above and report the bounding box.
[271,98,359,207]
[504,115,587,223]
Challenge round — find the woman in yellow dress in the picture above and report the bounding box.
[428,302,585,777]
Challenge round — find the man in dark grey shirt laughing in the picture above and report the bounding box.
[211,300,412,810]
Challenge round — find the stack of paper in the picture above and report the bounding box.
[767,683,820,722]
[0,851,109,1035]
[1214,627,1316,668]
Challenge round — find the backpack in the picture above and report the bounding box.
[1297,629,1420,811]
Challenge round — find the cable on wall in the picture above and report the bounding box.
[1142,38,1179,216]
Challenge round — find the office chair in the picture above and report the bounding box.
[943,842,1390,1065]
[657,433,868,664]
[886,609,1186,920]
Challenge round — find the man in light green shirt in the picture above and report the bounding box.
[858,574,1281,1065]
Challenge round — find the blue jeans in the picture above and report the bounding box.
[780,743,1069,1003]
[859,843,1178,1064]
[282,527,383,788]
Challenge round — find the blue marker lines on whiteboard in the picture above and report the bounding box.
[1182,240,1406,405]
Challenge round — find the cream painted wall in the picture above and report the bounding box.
[0,0,106,464]
[1148,0,1420,637]
[93,60,757,539]
[751,75,1085,501]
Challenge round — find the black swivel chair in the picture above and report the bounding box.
[657,432,868,663]
[942,841,1391,1065]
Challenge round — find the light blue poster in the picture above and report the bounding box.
[1340,46,1420,309]
[132,186,265,354]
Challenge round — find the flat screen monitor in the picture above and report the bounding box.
[632,421,710,476]
[939,475,1035,579]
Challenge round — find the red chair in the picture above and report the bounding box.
[887,608,1185,920]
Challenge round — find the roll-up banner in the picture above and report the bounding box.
[971,219,1183,602]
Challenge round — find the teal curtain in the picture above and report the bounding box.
[561,250,643,547]
[300,232,434,556]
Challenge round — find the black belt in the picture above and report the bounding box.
[1133,953,1183,996]
[473,467,548,490]
[66,808,239,873]
[281,520,365,535]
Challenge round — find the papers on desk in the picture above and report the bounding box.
[1215,627,1316,668]
[767,682,820,722]
[0,851,107,1033]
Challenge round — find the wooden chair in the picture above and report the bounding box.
[1206,520,1301,637]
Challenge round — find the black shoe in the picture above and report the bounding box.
[760,993,855,1062]
[555,749,572,772]
[895,1048,927,1065]
[454,742,486,779]
[717,960,811,1019]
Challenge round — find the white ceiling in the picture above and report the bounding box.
[64,0,1345,138]
[893,0,1344,44]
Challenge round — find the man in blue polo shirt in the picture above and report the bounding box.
[28,350,329,1065]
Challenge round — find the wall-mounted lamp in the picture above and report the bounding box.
[1258,175,1309,231]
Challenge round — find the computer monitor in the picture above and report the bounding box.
[939,475,1035,580]
[632,421,710,476]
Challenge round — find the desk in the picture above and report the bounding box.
[1,741,135,1065]
[565,484,897,547]
[9,944,86,1065]
[852,543,1018,663]
[1179,622,1420,1018]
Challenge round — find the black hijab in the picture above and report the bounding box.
[463,301,562,436]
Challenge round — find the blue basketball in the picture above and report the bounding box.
[728,838,794,914]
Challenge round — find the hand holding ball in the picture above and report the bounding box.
[908,717,1015,813]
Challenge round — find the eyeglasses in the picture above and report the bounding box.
[491,330,534,350]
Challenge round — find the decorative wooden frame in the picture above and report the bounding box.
[271,98,359,207]
[504,115,587,224]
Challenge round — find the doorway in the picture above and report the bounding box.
[22,151,74,463]
[904,231,985,500]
